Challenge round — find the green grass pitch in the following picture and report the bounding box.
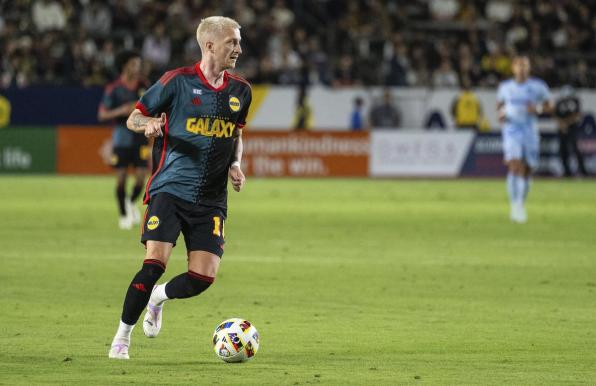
[1,176,595,385]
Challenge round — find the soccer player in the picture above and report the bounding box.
[497,55,553,223]
[98,51,148,230]
[108,16,251,360]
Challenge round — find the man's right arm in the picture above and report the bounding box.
[98,102,135,122]
[127,109,166,138]
[497,101,506,123]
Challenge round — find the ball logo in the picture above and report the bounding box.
[147,216,160,230]
[229,96,241,112]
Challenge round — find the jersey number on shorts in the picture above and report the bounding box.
[213,216,225,238]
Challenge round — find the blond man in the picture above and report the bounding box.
[109,16,251,359]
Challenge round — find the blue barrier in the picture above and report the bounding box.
[1,86,103,125]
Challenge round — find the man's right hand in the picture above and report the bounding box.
[145,113,166,138]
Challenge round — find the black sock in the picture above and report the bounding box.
[121,260,165,325]
[130,183,143,203]
[165,271,214,299]
[116,183,126,216]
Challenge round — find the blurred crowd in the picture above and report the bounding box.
[1,0,596,89]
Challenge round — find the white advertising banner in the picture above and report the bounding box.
[247,86,581,131]
[369,130,476,177]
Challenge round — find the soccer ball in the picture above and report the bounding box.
[212,318,260,363]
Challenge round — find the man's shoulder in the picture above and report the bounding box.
[104,79,124,94]
[227,72,251,90]
[528,77,549,89]
[158,66,197,86]
[498,79,514,89]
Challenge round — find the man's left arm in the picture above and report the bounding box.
[229,88,252,192]
[528,81,554,115]
[229,130,245,192]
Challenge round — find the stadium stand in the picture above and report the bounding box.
[1,0,595,88]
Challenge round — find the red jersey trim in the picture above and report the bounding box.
[104,79,122,95]
[143,116,169,204]
[194,62,229,92]
[136,101,150,116]
[159,66,195,86]
[227,73,251,89]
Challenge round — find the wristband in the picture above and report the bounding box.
[230,161,241,169]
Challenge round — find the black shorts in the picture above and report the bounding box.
[112,145,149,169]
[141,193,227,257]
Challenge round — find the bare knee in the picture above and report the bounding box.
[144,241,173,265]
[187,251,220,278]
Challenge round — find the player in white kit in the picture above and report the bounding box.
[497,55,553,223]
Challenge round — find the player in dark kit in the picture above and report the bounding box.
[109,16,251,359]
[98,51,148,230]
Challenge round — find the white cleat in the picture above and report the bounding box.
[126,199,141,225]
[119,215,133,230]
[510,202,527,224]
[143,302,163,338]
[108,342,130,360]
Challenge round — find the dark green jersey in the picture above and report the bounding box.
[99,78,148,147]
[136,63,252,209]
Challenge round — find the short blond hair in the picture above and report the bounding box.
[196,16,241,52]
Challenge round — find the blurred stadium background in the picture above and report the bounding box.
[1,0,596,176]
[1,1,596,385]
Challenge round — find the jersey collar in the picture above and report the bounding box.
[195,62,229,92]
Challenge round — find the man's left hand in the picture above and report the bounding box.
[229,164,245,192]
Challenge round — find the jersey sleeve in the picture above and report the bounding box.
[99,85,116,111]
[237,88,252,129]
[538,80,551,103]
[136,75,176,116]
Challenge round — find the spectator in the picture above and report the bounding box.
[369,89,400,129]
[451,77,483,131]
[554,86,588,177]
[80,0,112,37]
[32,0,66,32]
[271,0,294,30]
[384,35,410,86]
[433,59,459,88]
[485,0,513,24]
[429,0,459,21]
[142,22,171,74]
[293,86,312,130]
[350,97,365,131]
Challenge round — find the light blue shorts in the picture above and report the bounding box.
[502,129,540,170]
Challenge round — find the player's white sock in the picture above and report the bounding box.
[150,283,169,306]
[522,177,531,201]
[109,321,134,359]
[119,215,133,230]
[126,198,141,225]
[114,320,135,342]
[506,172,517,203]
